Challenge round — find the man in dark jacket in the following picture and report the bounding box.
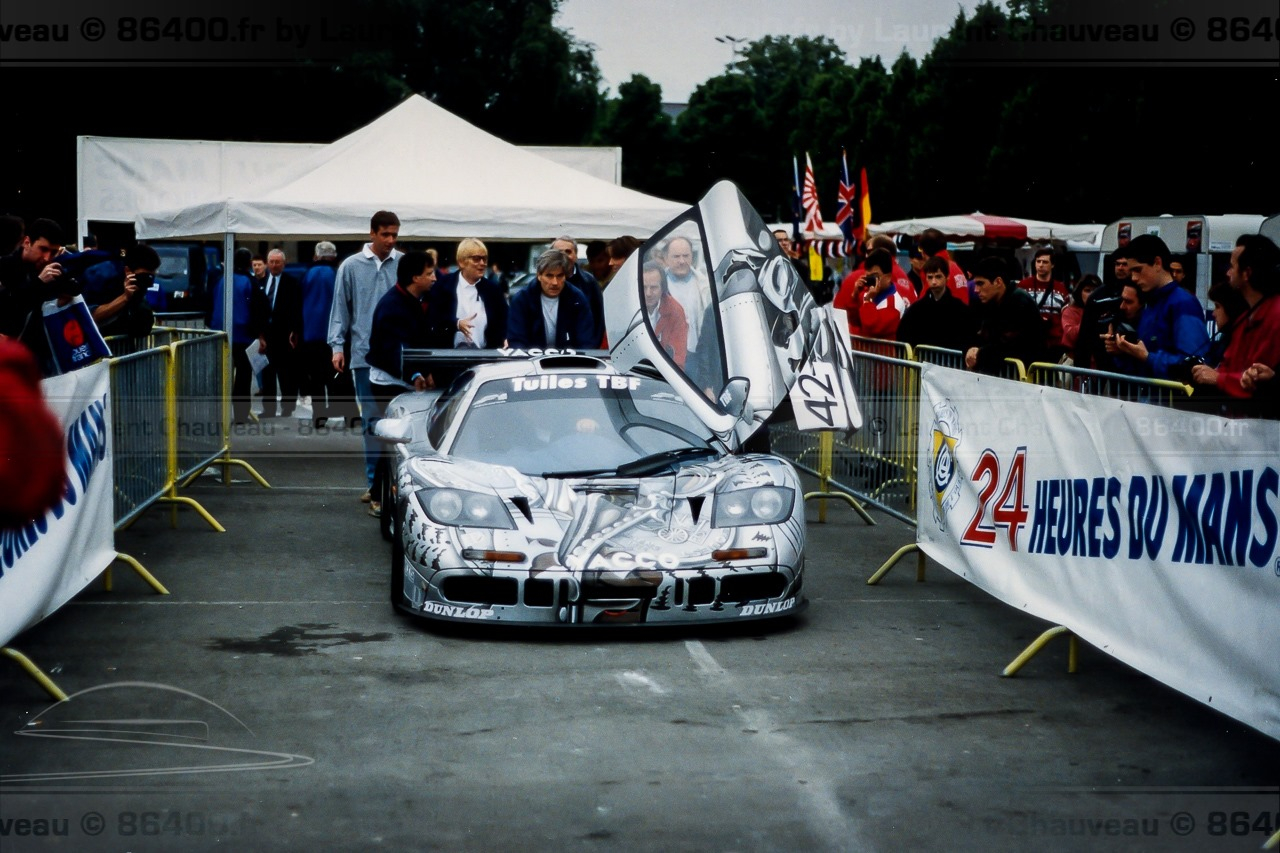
[551,236,606,347]
[897,255,976,353]
[256,248,304,417]
[506,249,595,349]
[964,255,1046,375]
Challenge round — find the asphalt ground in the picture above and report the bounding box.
[1,416,1278,852]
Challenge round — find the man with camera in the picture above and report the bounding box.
[1189,234,1280,417]
[1108,235,1208,380]
[85,244,157,338]
[1096,283,1143,374]
[0,218,77,375]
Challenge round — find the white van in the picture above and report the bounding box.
[1098,214,1267,306]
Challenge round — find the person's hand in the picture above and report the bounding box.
[412,374,431,392]
[38,262,62,284]
[331,351,345,372]
[457,313,477,341]
[964,346,979,369]
[1101,324,1120,354]
[1115,335,1148,361]
[258,336,268,355]
[1241,362,1275,391]
[1190,364,1217,385]
[123,273,141,301]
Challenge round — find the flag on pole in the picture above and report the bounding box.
[858,166,872,241]
[801,153,825,234]
[790,157,803,244]
[835,148,856,255]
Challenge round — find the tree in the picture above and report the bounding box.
[593,75,678,199]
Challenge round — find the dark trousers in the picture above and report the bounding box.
[298,340,340,418]
[260,338,298,416]
[231,344,253,423]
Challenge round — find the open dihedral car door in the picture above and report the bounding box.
[605,180,861,450]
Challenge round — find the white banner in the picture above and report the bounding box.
[917,364,1280,739]
[0,362,116,647]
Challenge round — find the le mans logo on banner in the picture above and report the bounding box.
[932,403,1280,571]
[930,400,963,531]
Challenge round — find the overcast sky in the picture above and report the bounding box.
[555,0,981,102]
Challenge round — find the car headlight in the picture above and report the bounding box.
[712,486,794,527]
[420,488,515,529]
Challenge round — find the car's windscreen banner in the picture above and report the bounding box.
[916,363,1280,740]
[1,361,116,647]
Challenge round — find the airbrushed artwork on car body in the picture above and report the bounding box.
[395,450,803,624]
[379,179,859,627]
[607,180,859,450]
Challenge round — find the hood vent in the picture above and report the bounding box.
[687,495,705,523]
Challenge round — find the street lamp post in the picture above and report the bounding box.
[715,34,745,66]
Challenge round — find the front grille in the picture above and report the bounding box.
[720,572,787,603]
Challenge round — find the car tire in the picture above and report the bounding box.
[390,496,405,610]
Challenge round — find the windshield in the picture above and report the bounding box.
[448,374,717,476]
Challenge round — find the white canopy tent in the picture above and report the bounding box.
[134,94,684,242]
[78,136,622,245]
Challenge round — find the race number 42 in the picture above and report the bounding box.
[962,448,1028,550]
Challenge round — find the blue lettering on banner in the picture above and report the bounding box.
[1021,466,1278,570]
[0,395,108,575]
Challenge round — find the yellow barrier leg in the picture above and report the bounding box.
[804,490,876,526]
[1,647,68,701]
[1003,626,1078,677]
[102,565,112,592]
[111,552,170,595]
[866,544,921,585]
[1263,827,1279,850]
[194,453,271,489]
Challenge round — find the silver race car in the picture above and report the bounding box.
[376,181,860,626]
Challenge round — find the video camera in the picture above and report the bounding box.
[1092,295,1138,343]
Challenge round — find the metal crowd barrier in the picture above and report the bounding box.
[1025,361,1193,408]
[911,345,1027,381]
[107,329,268,535]
[849,334,914,361]
[154,311,208,329]
[109,347,171,528]
[773,350,922,527]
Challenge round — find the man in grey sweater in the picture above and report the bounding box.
[328,210,403,499]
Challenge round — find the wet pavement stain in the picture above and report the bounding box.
[207,623,394,657]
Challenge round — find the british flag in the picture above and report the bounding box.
[801,153,824,233]
[835,148,856,254]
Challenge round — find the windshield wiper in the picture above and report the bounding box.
[541,467,616,479]
[616,447,719,478]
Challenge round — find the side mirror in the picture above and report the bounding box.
[373,417,412,444]
[718,377,751,420]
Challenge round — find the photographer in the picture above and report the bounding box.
[1097,283,1143,375]
[1109,235,1208,379]
[86,244,157,338]
[0,218,76,376]
[1189,234,1280,417]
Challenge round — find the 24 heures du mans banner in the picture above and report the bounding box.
[917,364,1279,740]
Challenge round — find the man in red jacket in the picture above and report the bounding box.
[1190,234,1280,417]
[917,229,971,304]
[834,248,910,342]
[0,339,65,528]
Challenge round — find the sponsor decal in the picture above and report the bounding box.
[565,551,681,571]
[739,598,796,617]
[421,601,495,620]
[498,347,581,358]
[509,375,641,393]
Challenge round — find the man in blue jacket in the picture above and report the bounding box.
[1111,234,1209,379]
[506,249,595,349]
